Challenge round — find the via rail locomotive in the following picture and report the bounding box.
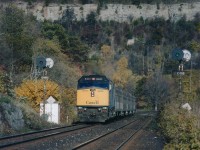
[76,75,136,122]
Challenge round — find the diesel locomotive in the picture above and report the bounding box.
[76,75,136,122]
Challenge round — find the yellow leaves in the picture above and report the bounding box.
[15,79,61,110]
[112,56,141,89]
[98,44,115,78]
[112,56,133,88]
[117,56,128,70]
[101,45,114,59]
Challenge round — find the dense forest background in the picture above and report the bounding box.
[0,1,200,148]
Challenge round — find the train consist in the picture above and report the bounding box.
[76,75,136,122]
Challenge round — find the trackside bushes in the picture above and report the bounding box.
[159,102,200,149]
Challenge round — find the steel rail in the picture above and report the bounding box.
[0,124,94,149]
[0,123,81,141]
[72,119,138,150]
[114,118,152,150]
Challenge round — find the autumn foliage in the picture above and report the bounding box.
[15,79,61,110]
[112,56,133,88]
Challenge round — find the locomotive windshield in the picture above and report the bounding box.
[77,75,109,89]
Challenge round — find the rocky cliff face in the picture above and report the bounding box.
[1,1,200,22]
[0,102,24,135]
[1,103,24,130]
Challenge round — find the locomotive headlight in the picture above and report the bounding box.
[91,91,95,97]
[102,107,107,113]
[78,107,83,113]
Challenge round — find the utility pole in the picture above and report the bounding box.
[42,69,49,120]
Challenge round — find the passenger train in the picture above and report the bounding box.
[76,75,136,122]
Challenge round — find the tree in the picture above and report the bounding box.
[62,36,90,62]
[144,71,174,110]
[32,37,62,56]
[60,87,77,123]
[49,60,81,88]
[42,21,68,49]
[0,5,36,66]
[81,12,100,44]
[41,21,90,62]
[0,5,40,88]
[112,56,133,88]
[60,6,77,32]
[97,45,115,78]
[134,77,147,99]
[15,79,61,110]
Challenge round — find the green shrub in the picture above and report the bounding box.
[159,102,200,149]
[0,95,11,104]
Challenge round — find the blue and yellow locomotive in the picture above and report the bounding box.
[76,75,136,122]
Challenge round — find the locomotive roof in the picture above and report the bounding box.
[78,75,111,82]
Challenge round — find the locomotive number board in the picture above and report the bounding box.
[84,77,103,81]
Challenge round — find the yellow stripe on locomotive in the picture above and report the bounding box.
[77,88,109,106]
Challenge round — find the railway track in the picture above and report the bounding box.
[115,118,152,150]
[72,117,152,150]
[0,123,95,150]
